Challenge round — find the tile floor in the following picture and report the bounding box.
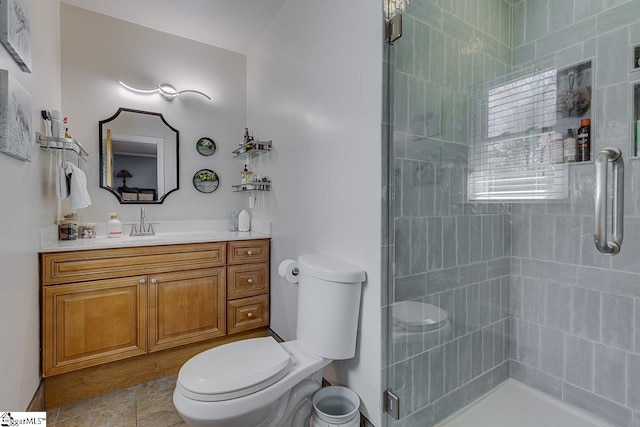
[45,375,185,427]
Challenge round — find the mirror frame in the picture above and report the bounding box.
[99,107,180,204]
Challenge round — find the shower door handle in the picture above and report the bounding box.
[594,147,624,255]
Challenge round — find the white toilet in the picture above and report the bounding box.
[173,254,366,427]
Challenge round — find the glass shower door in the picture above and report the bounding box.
[383,1,513,425]
[384,1,640,426]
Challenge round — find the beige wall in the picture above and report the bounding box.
[0,0,63,410]
[60,4,248,224]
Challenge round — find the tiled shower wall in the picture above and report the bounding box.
[384,1,514,426]
[509,1,640,427]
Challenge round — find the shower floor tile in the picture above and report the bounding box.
[438,379,610,427]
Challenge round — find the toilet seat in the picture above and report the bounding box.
[177,337,291,402]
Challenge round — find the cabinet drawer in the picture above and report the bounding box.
[41,242,226,285]
[227,240,269,265]
[227,295,269,334]
[227,263,269,299]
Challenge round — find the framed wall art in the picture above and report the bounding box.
[0,0,31,73]
[0,69,32,161]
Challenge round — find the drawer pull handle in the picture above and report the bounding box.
[247,250,253,255]
[247,278,253,284]
[150,278,157,284]
[139,278,146,284]
[247,313,253,318]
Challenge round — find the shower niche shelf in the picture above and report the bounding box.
[634,83,640,157]
[37,132,88,161]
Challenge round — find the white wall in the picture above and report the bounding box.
[60,5,248,224]
[247,0,383,423]
[0,0,62,410]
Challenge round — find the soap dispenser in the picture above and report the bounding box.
[238,209,251,232]
[241,165,253,185]
[107,213,122,238]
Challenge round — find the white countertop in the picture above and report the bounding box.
[40,219,271,253]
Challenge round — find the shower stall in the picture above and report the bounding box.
[382,1,640,426]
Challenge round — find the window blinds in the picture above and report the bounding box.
[468,67,569,201]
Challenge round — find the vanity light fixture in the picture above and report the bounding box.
[118,81,211,102]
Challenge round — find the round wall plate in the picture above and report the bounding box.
[193,169,220,193]
[196,137,216,156]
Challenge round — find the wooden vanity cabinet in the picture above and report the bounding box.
[41,240,270,378]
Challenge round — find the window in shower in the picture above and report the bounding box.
[468,61,592,201]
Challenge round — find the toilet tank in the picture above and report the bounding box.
[295,254,366,360]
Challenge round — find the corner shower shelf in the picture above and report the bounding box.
[232,181,272,192]
[232,140,272,159]
[37,132,88,161]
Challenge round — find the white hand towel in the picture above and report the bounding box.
[64,161,91,209]
[56,162,69,199]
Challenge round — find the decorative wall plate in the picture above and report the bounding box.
[196,137,216,156]
[193,169,219,193]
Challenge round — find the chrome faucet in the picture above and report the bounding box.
[130,206,155,236]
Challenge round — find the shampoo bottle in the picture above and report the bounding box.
[564,129,576,163]
[238,209,251,232]
[241,165,253,185]
[577,118,591,162]
[108,213,122,238]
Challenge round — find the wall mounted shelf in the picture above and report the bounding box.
[37,132,88,161]
[232,181,272,192]
[232,140,272,159]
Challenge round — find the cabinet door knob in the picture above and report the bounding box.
[150,278,157,284]
[138,278,146,284]
[247,250,253,255]
[247,278,253,284]
[247,312,253,318]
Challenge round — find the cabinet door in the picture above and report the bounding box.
[43,276,147,376]
[148,268,226,352]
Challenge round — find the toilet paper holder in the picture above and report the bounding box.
[278,259,300,283]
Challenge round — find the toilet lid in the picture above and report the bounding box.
[392,301,448,332]
[178,337,291,401]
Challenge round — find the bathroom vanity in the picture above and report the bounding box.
[39,231,270,408]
